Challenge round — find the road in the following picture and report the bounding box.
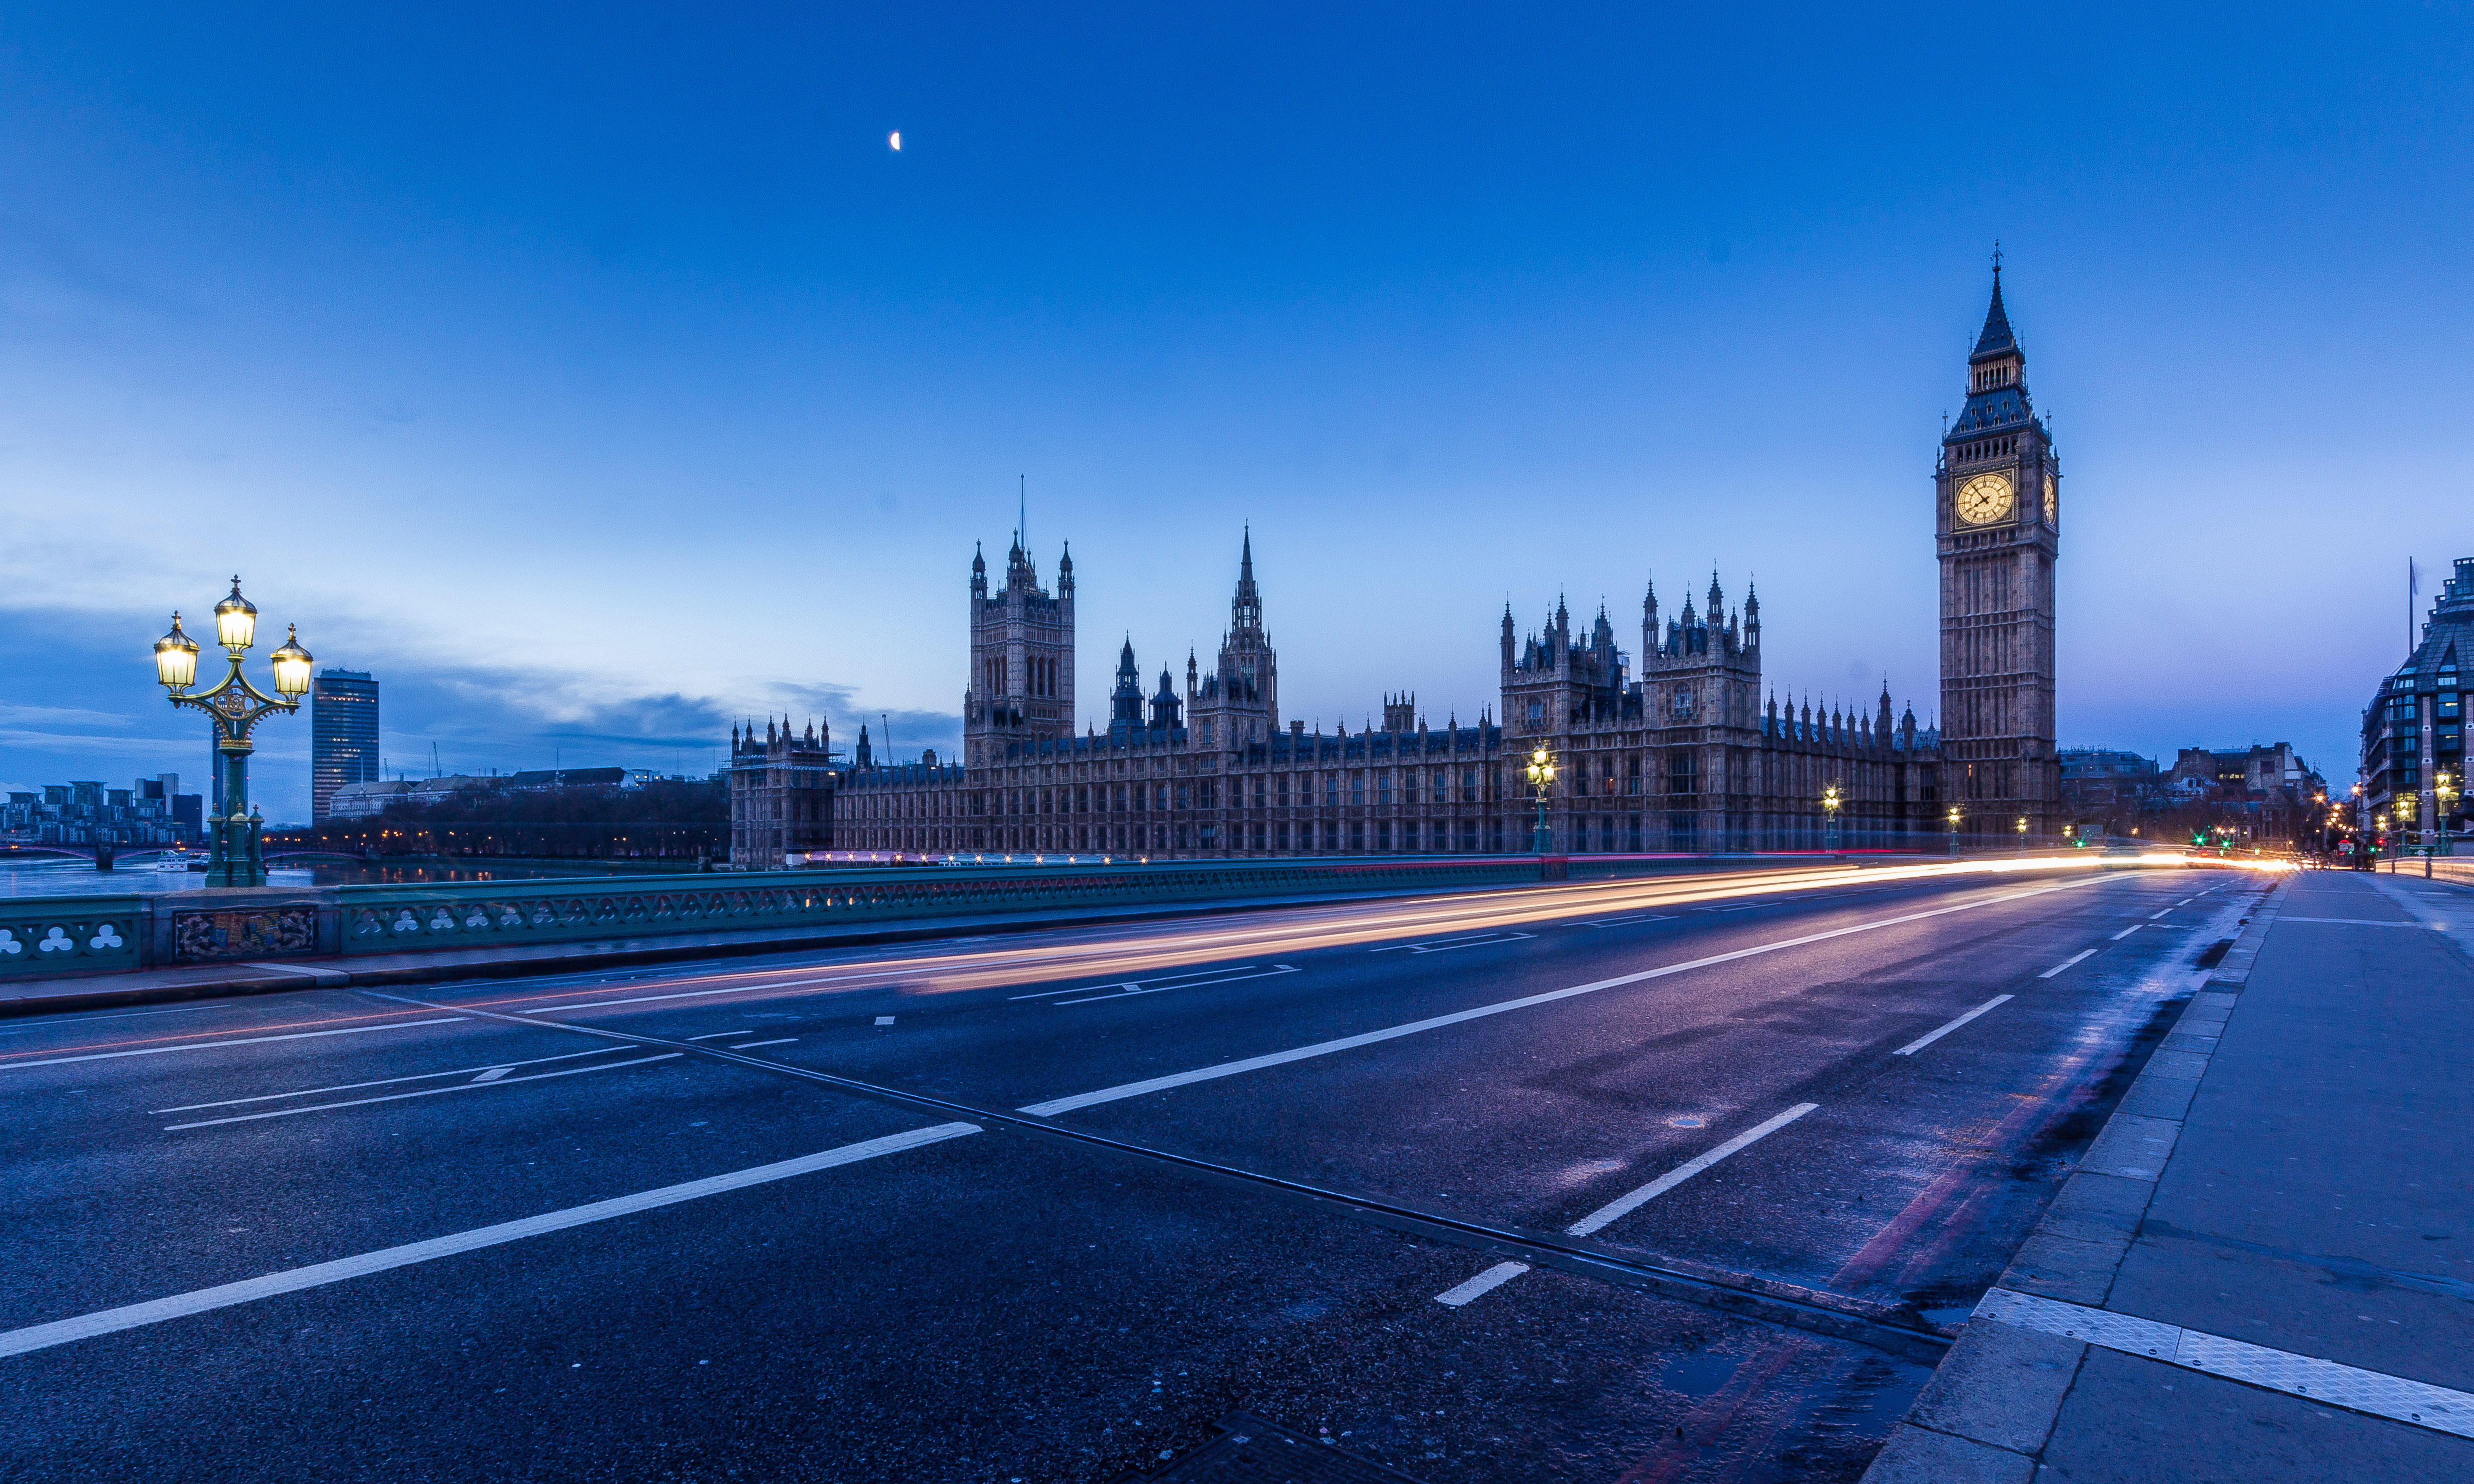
[0,858,2274,1483]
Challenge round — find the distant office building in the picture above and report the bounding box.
[311,668,381,824]
[2364,557,2474,852]
[329,779,413,819]
[0,774,195,846]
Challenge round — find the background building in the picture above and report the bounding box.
[2361,556,2473,851]
[0,774,199,847]
[731,273,2079,866]
[310,668,380,824]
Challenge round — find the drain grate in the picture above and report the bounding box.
[1129,1413,1431,1483]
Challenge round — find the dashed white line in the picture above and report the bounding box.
[2111,926,2142,941]
[0,1123,982,1359]
[2148,909,2171,920]
[163,1054,682,1129]
[2038,949,2099,979]
[873,1016,896,1025]
[1051,966,1301,1006]
[734,1038,798,1049]
[514,967,914,1014]
[0,1018,465,1071]
[1434,1262,1530,1307]
[1565,1103,1819,1237]
[1892,995,2013,1056]
[1367,932,1535,955]
[152,1044,625,1113]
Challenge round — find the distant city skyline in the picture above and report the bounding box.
[3,6,2465,818]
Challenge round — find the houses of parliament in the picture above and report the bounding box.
[729,270,2063,867]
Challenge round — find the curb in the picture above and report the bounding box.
[1859,874,2291,1483]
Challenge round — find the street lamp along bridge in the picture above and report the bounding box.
[154,577,313,888]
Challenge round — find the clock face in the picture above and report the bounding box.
[2043,472,2058,524]
[1955,473,2015,525]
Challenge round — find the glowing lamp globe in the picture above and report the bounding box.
[213,577,258,651]
[270,625,314,699]
[153,614,200,691]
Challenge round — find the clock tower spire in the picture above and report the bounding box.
[1936,255,2060,841]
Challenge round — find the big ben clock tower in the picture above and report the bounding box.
[1937,256,2060,839]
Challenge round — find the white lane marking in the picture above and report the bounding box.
[151,1045,624,1113]
[1367,932,1536,954]
[873,1016,896,1025]
[164,1054,682,1129]
[2038,949,2099,979]
[2111,926,2142,941]
[1434,1262,1530,1307]
[1020,877,2111,1118]
[516,966,916,1014]
[2279,917,2433,929]
[1051,966,1301,1007]
[687,1030,761,1041]
[1577,915,1679,927]
[734,1038,797,1049]
[1975,1287,2474,1439]
[0,1123,982,1360]
[1564,1104,1819,1237]
[0,1004,209,1035]
[470,1067,512,1083]
[1892,995,2013,1056]
[2148,909,2171,920]
[0,1018,465,1072]
[1008,964,1276,1001]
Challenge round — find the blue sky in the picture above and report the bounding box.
[2,4,2467,819]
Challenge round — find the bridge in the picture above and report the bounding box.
[0,849,2327,1484]
[0,844,370,868]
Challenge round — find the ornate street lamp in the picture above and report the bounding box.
[2016,815,2028,852]
[1525,745,1556,854]
[154,577,312,887]
[2433,773,2457,877]
[1822,783,1842,853]
[1945,805,1961,857]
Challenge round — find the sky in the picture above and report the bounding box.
[2,3,2468,820]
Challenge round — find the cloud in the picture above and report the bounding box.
[0,600,965,820]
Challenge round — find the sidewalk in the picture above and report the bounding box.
[1865,868,2474,1481]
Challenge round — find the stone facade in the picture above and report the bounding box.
[726,719,835,867]
[2362,555,2474,847]
[731,274,2078,865]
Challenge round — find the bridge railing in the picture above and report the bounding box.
[1,851,1922,980]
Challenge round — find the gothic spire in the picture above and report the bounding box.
[1973,250,2018,358]
[1230,529,1263,632]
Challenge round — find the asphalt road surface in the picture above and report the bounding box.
[0,858,2277,1483]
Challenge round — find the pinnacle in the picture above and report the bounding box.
[1973,266,2019,357]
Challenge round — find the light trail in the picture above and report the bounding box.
[0,854,2236,1063]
